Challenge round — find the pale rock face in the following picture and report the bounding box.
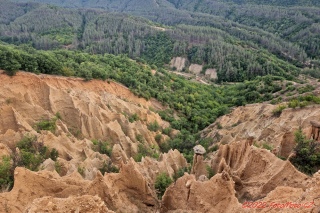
[202,103,320,158]
[0,71,169,160]
[188,64,202,75]
[161,173,241,213]
[138,149,189,182]
[25,195,114,213]
[211,139,310,201]
[205,68,218,79]
[1,72,320,213]
[170,57,187,71]
[193,144,206,155]
[191,154,207,180]
[0,72,189,212]
[0,148,188,213]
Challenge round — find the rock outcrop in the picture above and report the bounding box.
[161,172,241,213]
[310,120,320,141]
[170,57,187,71]
[0,147,189,213]
[0,71,189,212]
[211,139,310,201]
[191,145,207,180]
[202,103,320,158]
[0,71,168,159]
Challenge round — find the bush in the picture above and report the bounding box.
[173,167,189,181]
[155,173,172,199]
[162,127,172,136]
[272,105,286,117]
[93,140,112,156]
[206,165,215,179]
[78,166,85,177]
[0,156,13,190]
[298,85,315,94]
[19,150,44,171]
[99,161,119,174]
[208,144,219,152]
[148,121,160,132]
[35,117,57,133]
[155,134,162,143]
[16,135,58,171]
[135,134,144,143]
[50,148,59,161]
[290,128,320,175]
[54,161,62,175]
[133,144,159,162]
[262,143,273,151]
[128,113,139,123]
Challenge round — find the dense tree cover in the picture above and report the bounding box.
[6,0,320,64]
[1,1,319,82]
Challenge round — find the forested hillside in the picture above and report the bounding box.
[2,41,319,159]
[2,0,319,82]
[9,0,320,61]
[1,0,320,159]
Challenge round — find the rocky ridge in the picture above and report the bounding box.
[0,72,319,212]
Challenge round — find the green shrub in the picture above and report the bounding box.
[208,144,219,152]
[93,140,112,156]
[128,113,139,123]
[173,167,189,181]
[0,156,13,190]
[159,141,170,153]
[136,134,144,143]
[206,165,215,179]
[55,112,62,120]
[148,121,160,132]
[262,143,273,151]
[155,173,172,199]
[133,144,159,162]
[77,166,85,176]
[162,127,172,136]
[288,99,299,109]
[16,135,59,171]
[54,161,62,175]
[35,117,57,133]
[50,148,59,161]
[298,85,315,94]
[199,138,213,150]
[19,150,44,171]
[272,105,286,117]
[290,128,320,175]
[99,161,119,174]
[155,134,162,143]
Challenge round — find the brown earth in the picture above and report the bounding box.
[1,71,319,212]
[161,103,320,212]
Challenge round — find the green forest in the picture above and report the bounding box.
[2,0,320,82]
[1,0,320,160]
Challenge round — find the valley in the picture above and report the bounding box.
[0,0,320,212]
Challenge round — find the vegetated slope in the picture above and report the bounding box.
[2,1,319,82]
[8,0,320,63]
[2,42,320,161]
